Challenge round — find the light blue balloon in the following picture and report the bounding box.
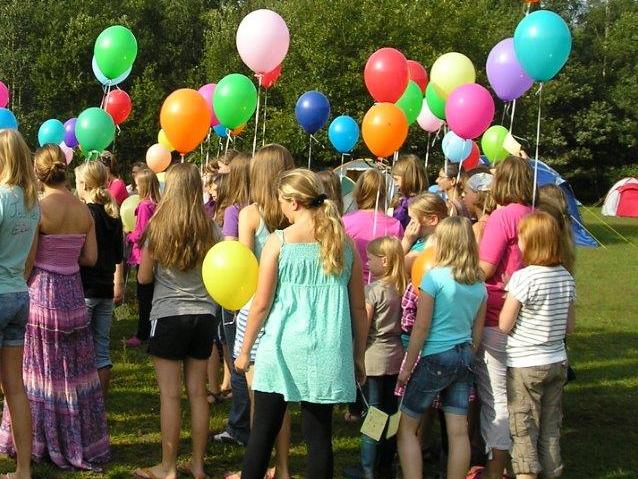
[38,119,65,147]
[0,108,18,130]
[514,10,572,82]
[328,115,359,154]
[92,56,132,86]
[213,124,228,138]
[442,131,472,163]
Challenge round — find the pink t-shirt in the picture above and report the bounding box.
[108,178,129,206]
[343,210,404,282]
[479,203,532,327]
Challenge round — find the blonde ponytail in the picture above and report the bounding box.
[82,161,119,218]
[278,168,347,275]
[367,236,407,294]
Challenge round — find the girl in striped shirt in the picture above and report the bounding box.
[499,211,576,479]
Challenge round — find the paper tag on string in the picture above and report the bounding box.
[360,407,388,441]
[386,411,401,439]
[503,133,522,156]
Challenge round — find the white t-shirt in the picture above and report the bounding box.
[505,265,576,368]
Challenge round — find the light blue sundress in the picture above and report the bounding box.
[252,230,356,404]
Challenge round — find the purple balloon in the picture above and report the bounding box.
[64,118,78,148]
[486,38,534,102]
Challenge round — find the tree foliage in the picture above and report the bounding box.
[0,0,635,201]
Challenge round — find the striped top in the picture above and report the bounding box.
[505,265,576,368]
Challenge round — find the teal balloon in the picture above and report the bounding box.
[75,107,116,154]
[213,74,258,129]
[94,25,138,80]
[395,80,423,125]
[514,10,571,82]
[38,119,65,147]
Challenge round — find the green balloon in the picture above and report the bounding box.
[94,25,138,80]
[76,107,116,155]
[396,81,423,125]
[481,125,509,164]
[425,83,446,120]
[213,74,258,129]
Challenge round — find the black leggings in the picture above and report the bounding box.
[241,391,334,479]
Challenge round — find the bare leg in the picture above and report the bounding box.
[142,356,181,479]
[398,412,423,479]
[185,357,210,479]
[207,344,221,395]
[485,449,509,479]
[444,413,470,479]
[1,346,32,479]
[97,367,111,399]
[221,344,232,391]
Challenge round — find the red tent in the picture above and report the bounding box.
[616,183,638,218]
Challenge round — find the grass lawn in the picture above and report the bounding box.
[1,208,636,479]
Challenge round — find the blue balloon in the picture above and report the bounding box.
[213,125,228,138]
[328,115,359,153]
[0,108,18,130]
[514,10,572,82]
[38,119,65,147]
[442,131,472,163]
[92,56,132,86]
[295,91,331,135]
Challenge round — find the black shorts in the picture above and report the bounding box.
[148,314,216,360]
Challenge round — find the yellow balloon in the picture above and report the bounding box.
[202,241,258,310]
[120,194,140,233]
[158,129,175,152]
[430,52,476,99]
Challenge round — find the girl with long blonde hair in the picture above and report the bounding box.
[346,236,406,478]
[391,154,428,228]
[219,152,251,240]
[0,129,40,479]
[76,161,124,397]
[125,168,160,349]
[235,168,367,479]
[135,163,220,479]
[231,144,295,479]
[397,216,486,479]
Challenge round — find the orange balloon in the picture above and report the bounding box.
[362,103,409,158]
[146,143,172,173]
[160,89,210,155]
[230,124,246,137]
[411,246,436,288]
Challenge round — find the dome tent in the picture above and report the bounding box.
[601,178,638,218]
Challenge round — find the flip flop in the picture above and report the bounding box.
[177,464,211,479]
[133,467,162,479]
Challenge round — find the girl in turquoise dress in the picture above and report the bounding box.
[235,168,367,479]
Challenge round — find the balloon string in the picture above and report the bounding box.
[205,128,211,167]
[252,76,262,156]
[501,101,510,125]
[369,184,382,284]
[224,130,231,157]
[425,132,431,185]
[509,99,517,133]
[217,138,222,159]
[262,90,269,146]
[532,83,543,209]
[339,153,345,180]
[181,154,185,164]
[307,135,313,169]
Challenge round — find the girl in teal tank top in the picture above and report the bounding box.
[235,169,367,479]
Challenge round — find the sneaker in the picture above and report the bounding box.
[125,336,143,347]
[213,430,245,446]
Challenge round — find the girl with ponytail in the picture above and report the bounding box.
[76,161,124,396]
[235,168,367,479]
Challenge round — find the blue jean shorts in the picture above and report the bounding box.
[401,342,474,417]
[0,292,30,347]
[85,297,114,369]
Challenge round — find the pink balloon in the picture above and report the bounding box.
[59,142,74,165]
[236,9,290,74]
[445,83,495,139]
[417,99,444,133]
[0,82,9,108]
[198,83,219,127]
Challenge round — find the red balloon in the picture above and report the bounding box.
[105,90,132,125]
[407,60,429,94]
[260,64,282,89]
[364,48,409,103]
[461,142,481,171]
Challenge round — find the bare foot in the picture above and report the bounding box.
[133,464,177,479]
